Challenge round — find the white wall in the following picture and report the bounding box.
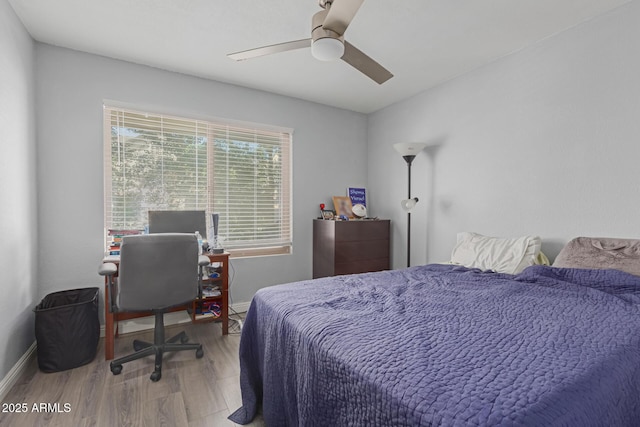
[0,0,37,380]
[368,1,640,268]
[35,44,368,316]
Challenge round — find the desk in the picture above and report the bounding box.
[103,252,230,360]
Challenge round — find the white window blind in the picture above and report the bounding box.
[104,105,292,257]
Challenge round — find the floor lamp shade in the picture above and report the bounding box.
[393,142,427,158]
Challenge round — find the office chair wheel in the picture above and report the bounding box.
[196,346,204,359]
[150,370,162,382]
[111,364,123,375]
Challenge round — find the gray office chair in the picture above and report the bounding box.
[99,233,210,381]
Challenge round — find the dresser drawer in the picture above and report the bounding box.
[334,220,389,242]
[335,258,389,275]
[313,219,390,278]
[335,239,389,262]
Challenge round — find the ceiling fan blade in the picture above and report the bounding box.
[341,41,393,84]
[228,39,312,61]
[323,0,364,35]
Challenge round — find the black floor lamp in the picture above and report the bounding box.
[393,142,427,268]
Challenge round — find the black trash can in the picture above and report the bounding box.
[34,287,100,373]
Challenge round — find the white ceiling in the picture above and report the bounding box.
[8,0,631,113]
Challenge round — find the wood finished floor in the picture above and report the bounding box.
[0,320,264,427]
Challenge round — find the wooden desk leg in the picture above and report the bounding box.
[221,257,229,335]
[222,291,229,335]
[104,283,115,360]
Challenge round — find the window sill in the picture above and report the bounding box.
[226,246,292,259]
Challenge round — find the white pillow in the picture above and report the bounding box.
[450,232,542,274]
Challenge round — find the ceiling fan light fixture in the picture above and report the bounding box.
[228,0,392,84]
[311,37,344,61]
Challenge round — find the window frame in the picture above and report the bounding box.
[103,103,293,258]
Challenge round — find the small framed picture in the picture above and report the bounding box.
[321,210,335,220]
[333,196,353,219]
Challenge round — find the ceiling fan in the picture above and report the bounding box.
[227,0,393,85]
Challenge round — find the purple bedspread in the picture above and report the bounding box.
[229,265,640,426]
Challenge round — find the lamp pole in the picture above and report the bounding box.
[394,142,427,269]
[403,155,415,268]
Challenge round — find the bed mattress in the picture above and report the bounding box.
[230,264,640,426]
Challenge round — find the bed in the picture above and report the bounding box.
[229,236,640,425]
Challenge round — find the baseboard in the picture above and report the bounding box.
[122,311,194,334]
[0,341,37,402]
[230,301,251,314]
[98,301,251,337]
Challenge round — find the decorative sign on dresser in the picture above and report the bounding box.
[313,219,390,279]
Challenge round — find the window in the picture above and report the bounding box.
[103,105,292,257]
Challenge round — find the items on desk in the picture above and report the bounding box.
[196,301,221,318]
[208,213,225,254]
[106,229,142,255]
[202,285,221,297]
[204,263,222,280]
[195,231,204,254]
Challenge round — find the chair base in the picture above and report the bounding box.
[110,310,203,381]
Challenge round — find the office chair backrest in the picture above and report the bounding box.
[117,233,199,311]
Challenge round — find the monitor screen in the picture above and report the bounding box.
[148,210,207,235]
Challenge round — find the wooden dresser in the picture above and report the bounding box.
[313,219,390,278]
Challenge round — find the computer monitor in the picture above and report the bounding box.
[148,210,207,235]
